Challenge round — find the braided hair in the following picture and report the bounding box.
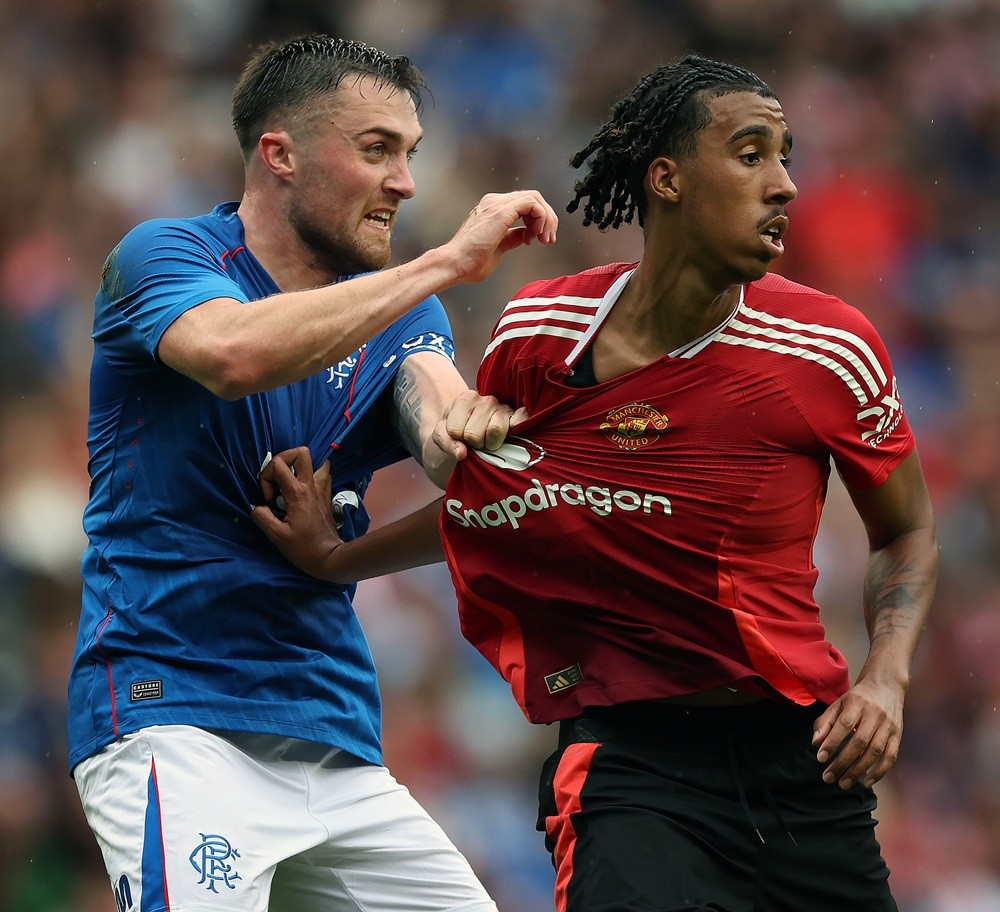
[568,55,775,230]
[232,35,427,159]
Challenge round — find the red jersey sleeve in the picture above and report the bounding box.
[741,277,914,489]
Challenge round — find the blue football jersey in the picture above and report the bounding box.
[69,202,456,772]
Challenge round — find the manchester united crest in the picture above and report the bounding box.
[599,402,669,451]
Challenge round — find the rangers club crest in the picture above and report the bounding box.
[599,402,668,451]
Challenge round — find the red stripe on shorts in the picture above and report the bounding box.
[544,741,599,912]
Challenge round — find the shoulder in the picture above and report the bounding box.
[743,272,874,332]
[511,261,637,305]
[97,209,250,326]
[483,262,636,365]
[385,293,455,360]
[739,272,890,356]
[732,272,898,410]
[118,210,228,249]
[407,292,449,324]
[106,211,235,279]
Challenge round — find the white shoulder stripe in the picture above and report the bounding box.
[716,333,870,404]
[739,305,888,389]
[495,305,598,333]
[485,269,634,365]
[483,324,587,360]
[727,318,883,399]
[502,294,604,311]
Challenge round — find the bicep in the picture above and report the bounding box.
[844,449,935,550]
[391,351,468,459]
[157,296,247,387]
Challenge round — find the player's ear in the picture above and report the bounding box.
[258,131,296,180]
[647,157,682,205]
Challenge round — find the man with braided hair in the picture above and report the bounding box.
[257,54,936,911]
[68,33,558,912]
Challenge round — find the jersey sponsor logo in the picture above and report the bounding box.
[857,377,903,447]
[545,663,583,693]
[190,833,242,894]
[113,874,133,912]
[445,478,671,530]
[129,680,162,702]
[599,402,668,451]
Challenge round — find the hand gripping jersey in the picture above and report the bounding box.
[441,263,914,723]
[69,202,455,772]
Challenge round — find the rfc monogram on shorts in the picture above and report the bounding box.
[189,833,242,894]
[599,402,669,450]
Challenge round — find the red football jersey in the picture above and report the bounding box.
[441,264,915,723]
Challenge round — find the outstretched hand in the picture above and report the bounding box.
[812,676,905,789]
[251,447,345,581]
[444,190,558,286]
[432,390,530,462]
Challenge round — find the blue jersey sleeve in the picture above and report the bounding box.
[317,294,457,485]
[94,218,249,374]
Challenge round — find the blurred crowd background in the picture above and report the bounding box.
[1,0,998,909]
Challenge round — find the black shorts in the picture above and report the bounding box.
[536,700,897,912]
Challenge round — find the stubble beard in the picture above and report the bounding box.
[288,198,391,279]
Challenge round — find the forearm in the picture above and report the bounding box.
[420,440,457,490]
[239,187,556,393]
[178,248,463,397]
[320,499,446,583]
[391,353,466,490]
[254,251,462,386]
[857,524,938,688]
[815,453,937,788]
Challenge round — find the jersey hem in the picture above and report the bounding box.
[68,714,382,775]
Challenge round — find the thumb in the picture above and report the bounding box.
[510,406,530,429]
[250,505,283,541]
[499,225,531,255]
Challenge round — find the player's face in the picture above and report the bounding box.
[674,91,797,284]
[288,74,421,276]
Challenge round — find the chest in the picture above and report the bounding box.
[515,353,814,462]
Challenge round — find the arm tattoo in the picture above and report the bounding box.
[864,555,924,644]
[392,362,425,463]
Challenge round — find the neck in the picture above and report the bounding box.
[237,190,337,292]
[609,259,741,355]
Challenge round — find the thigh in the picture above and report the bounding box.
[74,725,320,912]
[537,741,756,912]
[754,749,898,912]
[272,761,498,912]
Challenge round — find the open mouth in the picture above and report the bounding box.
[759,218,787,254]
[364,210,393,231]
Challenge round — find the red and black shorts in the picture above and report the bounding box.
[537,699,898,912]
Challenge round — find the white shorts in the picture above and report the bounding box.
[74,725,498,912]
